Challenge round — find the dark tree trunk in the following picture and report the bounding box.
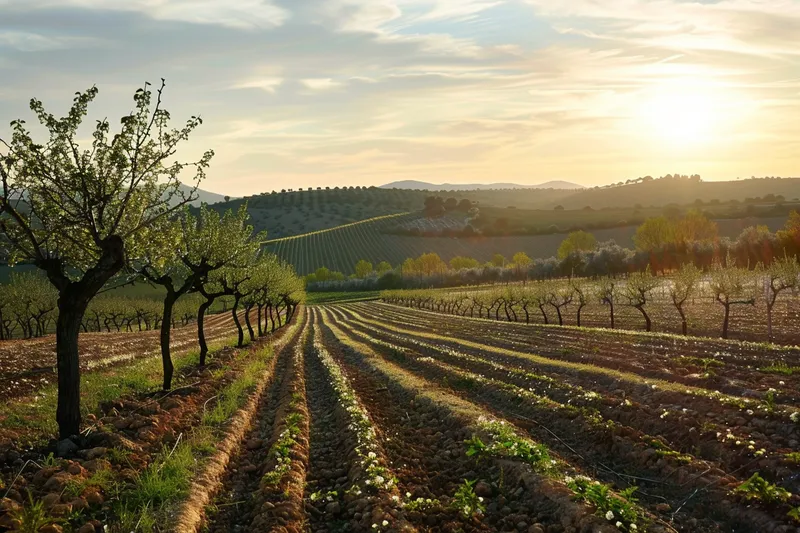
[55,295,88,440]
[232,295,244,347]
[635,305,652,332]
[553,305,564,326]
[198,299,214,366]
[538,305,548,324]
[257,305,263,336]
[676,304,688,335]
[576,304,584,328]
[268,305,276,332]
[160,291,177,391]
[244,304,255,342]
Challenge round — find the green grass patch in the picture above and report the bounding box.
[0,335,239,441]
[306,291,380,305]
[759,362,800,376]
[114,345,274,532]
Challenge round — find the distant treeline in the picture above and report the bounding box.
[306,211,800,292]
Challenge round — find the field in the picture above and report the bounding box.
[265,214,788,275]
[1,302,797,532]
[206,178,800,241]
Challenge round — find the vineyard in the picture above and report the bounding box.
[1,303,797,532]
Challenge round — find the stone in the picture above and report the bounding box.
[325,501,341,514]
[474,481,493,498]
[85,491,105,506]
[56,438,79,457]
[39,524,63,533]
[246,439,264,450]
[655,503,671,512]
[0,497,21,512]
[85,447,107,460]
[70,497,89,511]
[78,524,97,533]
[42,493,62,508]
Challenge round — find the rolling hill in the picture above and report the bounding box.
[380,180,583,191]
[264,214,789,275]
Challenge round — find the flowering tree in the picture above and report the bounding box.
[0,81,211,438]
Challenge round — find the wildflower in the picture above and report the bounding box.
[606,510,615,521]
[616,522,623,528]
[630,524,638,531]
[382,520,389,527]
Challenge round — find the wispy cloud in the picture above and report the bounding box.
[0,0,798,193]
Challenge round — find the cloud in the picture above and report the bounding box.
[2,0,290,29]
[300,78,344,90]
[231,77,284,93]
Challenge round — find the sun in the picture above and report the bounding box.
[639,86,718,145]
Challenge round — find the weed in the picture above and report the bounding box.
[784,452,800,464]
[468,419,551,471]
[788,507,800,523]
[451,479,485,518]
[11,492,59,533]
[759,362,799,376]
[41,452,59,468]
[566,476,643,531]
[732,473,791,504]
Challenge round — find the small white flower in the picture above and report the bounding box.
[606,510,615,520]
[616,521,623,528]
[382,520,389,526]
[630,524,638,531]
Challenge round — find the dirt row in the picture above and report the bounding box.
[0,313,299,533]
[314,308,661,533]
[326,306,799,532]
[0,308,282,402]
[358,302,800,404]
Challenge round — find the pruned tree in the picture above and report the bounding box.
[623,268,661,332]
[598,277,618,329]
[709,257,756,339]
[548,283,574,326]
[0,81,211,438]
[669,263,702,335]
[570,277,593,327]
[763,256,799,342]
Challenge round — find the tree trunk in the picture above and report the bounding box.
[576,304,584,328]
[257,305,263,336]
[676,304,688,336]
[538,305,548,324]
[722,303,730,339]
[160,292,177,391]
[553,305,564,326]
[767,299,774,343]
[198,299,214,366]
[232,295,244,347]
[55,296,87,439]
[607,301,615,329]
[636,305,652,332]
[244,304,255,342]
[268,305,276,332]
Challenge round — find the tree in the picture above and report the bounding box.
[137,204,260,390]
[709,258,755,339]
[450,256,480,270]
[0,81,211,439]
[668,263,702,335]
[490,254,506,268]
[375,261,393,275]
[763,256,799,342]
[354,259,374,279]
[511,252,532,272]
[444,197,458,211]
[457,199,473,212]
[557,231,597,260]
[548,283,574,326]
[675,210,717,243]
[623,268,660,332]
[570,278,592,327]
[633,217,675,251]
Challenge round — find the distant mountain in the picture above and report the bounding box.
[176,183,234,207]
[380,180,583,191]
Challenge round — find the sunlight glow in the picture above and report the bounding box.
[640,85,720,146]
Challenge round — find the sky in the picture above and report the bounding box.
[1,0,799,196]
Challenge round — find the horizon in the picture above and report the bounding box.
[2,1,799,196]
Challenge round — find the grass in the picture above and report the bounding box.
[759,362,800,376]
[306,291,381,305]
[114,344,274,532]
[0,334,239,441]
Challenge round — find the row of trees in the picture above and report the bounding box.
[382,256,800,341]
[306,210,800,293]
[1,82,304,439]
[0,273,206,340]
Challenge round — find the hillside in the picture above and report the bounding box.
[177,183,234,207]
[556,177,800,209]
[264,214,788,275]
[380,180,583,191]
